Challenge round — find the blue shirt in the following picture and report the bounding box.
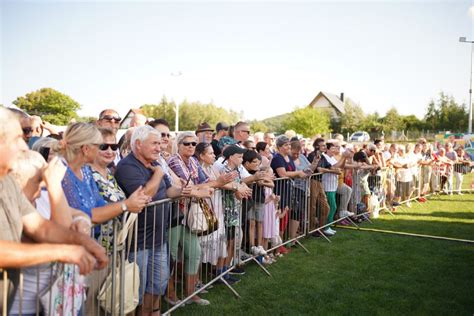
[115,153,172,250]
[62,165,106,218]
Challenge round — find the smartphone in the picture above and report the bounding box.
[39,146,50,161]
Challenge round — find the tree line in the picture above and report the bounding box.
[7,88,469,138]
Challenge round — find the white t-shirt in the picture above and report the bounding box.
[321,153,339,192]
[394,155,412,182]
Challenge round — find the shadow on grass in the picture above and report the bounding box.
[367,217,474,240]
[396,212,474,220]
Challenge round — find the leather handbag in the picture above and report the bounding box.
[97,212,139,314]
[186,198,218,236]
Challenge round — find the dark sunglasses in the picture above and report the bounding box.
[182,141,197,147]
[22,127,33,134]
[161,133,171,138]
[240,130,250,134]
[100,116,121,123]
[99,143,120,151]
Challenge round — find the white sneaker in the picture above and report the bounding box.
[256,245,267,256]
[339,210,355,217]
[328,227,337,234]
[251,246,263,256]
[406,202,412,208]
[323,228,335,236]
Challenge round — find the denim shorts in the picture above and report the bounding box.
[128,244,169,302]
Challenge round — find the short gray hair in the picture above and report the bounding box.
[131,125,161,152]
[31,137,57,152]
[10,150,46,188]
[177,131,197,145]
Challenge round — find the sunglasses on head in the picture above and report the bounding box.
[161,132,171,138]
[101,116,121,123]
[182,141,197,147]
[99,143,119,151]
[22,127,33,134]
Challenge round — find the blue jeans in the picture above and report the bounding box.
[129,244,169,303]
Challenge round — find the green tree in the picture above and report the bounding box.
[423,92,468,132]
[402,115,424,131]
[261,113,291,134]
[382,107,404,132]
[284,106,331,137]
[140,96,177,124]
[360,112,383,133]
[249,120,269,133]
[339,102,365,133]
[76,116,97,123]
[13,88,81,125]
[178,100,241,131]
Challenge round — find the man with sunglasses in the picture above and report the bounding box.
[211,122,229,157]
[96,109,122,135]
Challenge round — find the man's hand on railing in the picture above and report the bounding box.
[216,171,237,186]
[125,186,152,213]
[191,186,214,198]
[235,183,252,199]
[76,236,109,271]
[57,245,98,275]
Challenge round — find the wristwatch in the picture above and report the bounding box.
[121,202,128,213]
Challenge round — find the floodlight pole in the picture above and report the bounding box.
[459,37,473,134]
[171,71,183,133]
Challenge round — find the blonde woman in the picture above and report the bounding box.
[52,122,150,223]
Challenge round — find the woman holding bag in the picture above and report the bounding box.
[167,132,213,306]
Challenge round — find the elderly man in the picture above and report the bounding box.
[96,109,121,135]
[0,108,108,313]
[115,125,188,316]
[196,122,214,144]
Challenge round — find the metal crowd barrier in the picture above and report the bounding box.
[3,163,473,316]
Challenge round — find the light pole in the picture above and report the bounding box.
[459,37,473,134]
[171,71,183,133]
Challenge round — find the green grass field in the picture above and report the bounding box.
[172,180,474,315]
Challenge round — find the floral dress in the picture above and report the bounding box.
[91,167,126,254]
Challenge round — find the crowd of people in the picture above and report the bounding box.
[0,106,472,315]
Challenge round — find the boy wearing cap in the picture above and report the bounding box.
[214,145,250,282]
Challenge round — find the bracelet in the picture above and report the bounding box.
[72,215,92,227]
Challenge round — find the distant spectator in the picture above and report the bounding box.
[96,109,121,135]
[253,131,264,143]
[243,139,256,151]
[130,113,147,127]
[264,132,276,153]
[196,122,214,144]
[211,122,229,157]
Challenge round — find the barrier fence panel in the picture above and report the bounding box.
[3,162,473,316]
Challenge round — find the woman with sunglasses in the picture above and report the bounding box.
[167,132,212,306]
[52,123,151,314]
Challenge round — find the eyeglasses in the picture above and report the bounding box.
[182,141,197,147]
[100,116,122,123]
[99,143,119,151]
[161,133,171,138]
[239,130,250,134]
[22,127,33,134]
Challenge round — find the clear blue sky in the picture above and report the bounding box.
[1,0,472,121]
